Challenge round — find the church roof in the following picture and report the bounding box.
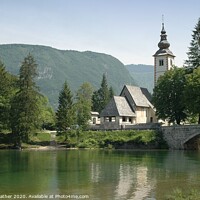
[121,85,153,108]
[153,48,175,57]
[100,96,135,117]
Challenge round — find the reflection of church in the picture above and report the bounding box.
[153,23,175,85]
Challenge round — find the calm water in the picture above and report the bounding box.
[0,150,200,200]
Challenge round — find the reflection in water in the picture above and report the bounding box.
[131,166,155,200]
[115,164,134,199]
[90,163,101,183]
[46,151,58,194]
[0,150,200,200]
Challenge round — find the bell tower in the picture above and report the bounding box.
[153,22,175,85]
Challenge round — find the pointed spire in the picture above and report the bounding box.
[161,22,166,34]
[158,22,170,49]
[161,15,166,33]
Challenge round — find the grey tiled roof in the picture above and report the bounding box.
[100,96,135,117]
[153,48,175,57]
[125,85,151,107]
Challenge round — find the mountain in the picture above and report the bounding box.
[0,44,135,107]
[125,64,154,93]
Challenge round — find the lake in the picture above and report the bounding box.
[0,149,200,200]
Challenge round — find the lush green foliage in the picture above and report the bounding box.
[10,54,40,146]
[0,44,135,107]
[56,81,75,132]
[57,129,165,149]
[185,18,200,70]
[0,61,17,130]
[29,132,51,146]
[75,82,93,130]
[184,67,200,123]
[0,131,51,148]
[92,73,114,113]
[152,67,187,124]
[37,95,56,130]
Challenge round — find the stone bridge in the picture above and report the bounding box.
[161,125,200,149]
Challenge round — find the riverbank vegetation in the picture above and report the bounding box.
[56,129,167,149]
[0,129,167,149]
[0,131,51,149]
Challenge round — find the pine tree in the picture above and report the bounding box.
[109,86,115,99]
[56,81,75,132]
[92,73,110,113]
[10,54,39,147]
[185,18,200,70]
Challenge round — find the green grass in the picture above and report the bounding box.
[30,132,51,142]
[166,189,200,200]
[0,131,51,148]
[28,132,51,146]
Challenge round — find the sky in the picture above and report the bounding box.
[0,0,199,67]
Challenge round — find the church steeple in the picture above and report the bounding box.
[153,22,175,85]
[158,23,170,49]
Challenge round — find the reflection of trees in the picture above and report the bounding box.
[1,150,199,199]
[154,151,200,199]
[0,151,54,195]
[56,150,91,194]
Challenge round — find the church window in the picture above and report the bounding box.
[159,59,164,66]
[170,59,173,66]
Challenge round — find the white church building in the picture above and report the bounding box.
[90,23,175,129]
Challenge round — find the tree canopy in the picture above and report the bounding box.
[184,67,200,123]
[152,67,187,124]
[75,82,93,130]
[185,18,200,70]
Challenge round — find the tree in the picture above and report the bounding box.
[37,95,56,130]
[109,86,115,99]
[185,18,200,70]
[75,82,93,130]
[10,54,40,146]
[56,81,75,132]
[152,67,187,125]
[92,73,112,113]
[184,67,200,124]
[0,61,17,131]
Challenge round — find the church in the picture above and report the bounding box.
[90,23,175,130]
